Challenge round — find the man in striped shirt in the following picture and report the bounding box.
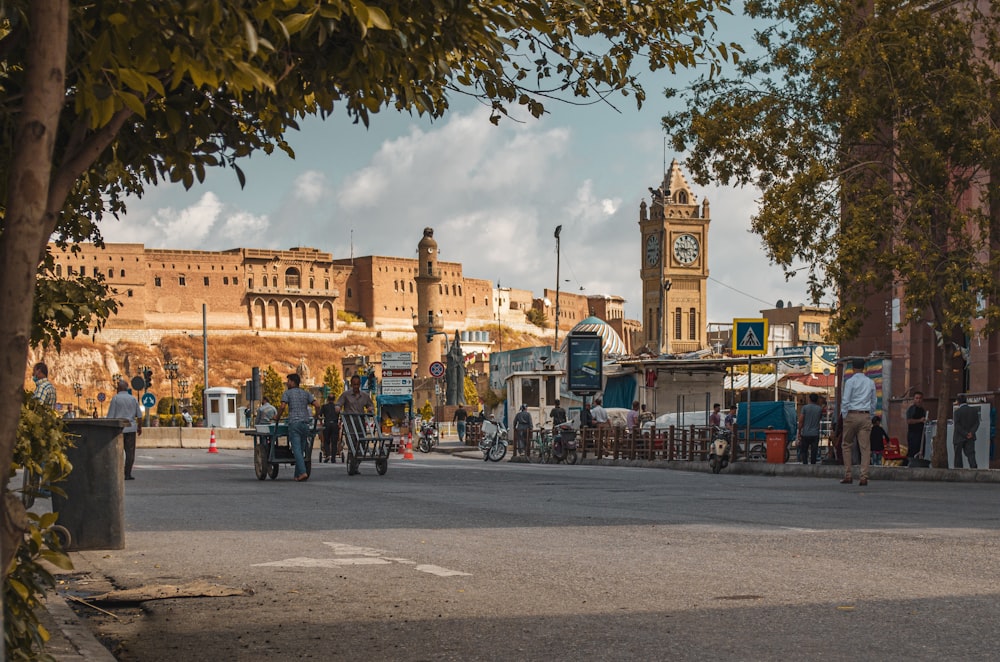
[32,362,57,408]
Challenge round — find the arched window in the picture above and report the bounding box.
[309,277,314,289]
[108,268,114,278]
[689,308,697,340]
[324,279,329,290]
[676,191,688,204]
[248,277,254,289]
[674,308,682,340]
[272,275,278,288]
[284,267,300,288]
[55,264,62,277]
[409,281,414,293]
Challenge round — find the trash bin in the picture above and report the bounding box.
[52,419,127,551]
[765,429,787,464]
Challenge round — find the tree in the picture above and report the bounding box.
[262,367,284,409]
[0,0,738,586]
[662,0,1000,467]
[463,376,481,410]
[323,365,344,402]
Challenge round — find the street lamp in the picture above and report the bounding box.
[72,382,83,410]
[111,373,122,390]
[165,360,179,415]
[86,397,96,418]
[178,378,189,407]
[554,225,562,351]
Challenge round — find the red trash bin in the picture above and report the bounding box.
[765,429,787,464]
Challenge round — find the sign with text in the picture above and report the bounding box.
[566,332,603,394]
[381,351,412,371]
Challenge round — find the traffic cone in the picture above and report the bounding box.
[399,432,408,455]
[404,435,414,460]
[208,428,219,454]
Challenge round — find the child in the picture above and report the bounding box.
[869,415,888,466]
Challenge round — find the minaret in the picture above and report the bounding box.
[414,227,443,377]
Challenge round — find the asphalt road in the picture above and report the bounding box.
[61,449,1000,661]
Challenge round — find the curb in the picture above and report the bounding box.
[41,591,117,661]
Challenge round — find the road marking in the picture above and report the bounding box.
[252,542,470,576]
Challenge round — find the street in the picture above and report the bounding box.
[62,449,1000,661]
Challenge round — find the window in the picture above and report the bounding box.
[120,269,125,278]
[127,289,133,297]
[154,277,162,287]
[55,264,62,277]
[204,276,210,286]
[324,279,329,290]
[223,276,229,285]
[248,277,253,289]
[803,322,821,337]
[309,277,314,289]
[285,268,300,288]
[347,287,352,298]
[689,307,696,340]
[233,277,238,285]
[521,378,540,407]
[179,276,186,286]
[674,308,682,340]
[108,268,114,278]
[79,266,86,276]
[409,282,413,293]
[272,276,277,287]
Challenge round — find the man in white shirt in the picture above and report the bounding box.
[839,358,878,486]
[105,380,143,480]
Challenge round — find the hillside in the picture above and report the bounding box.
[27,324,553,408]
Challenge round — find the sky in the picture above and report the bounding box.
[98,9,825,328]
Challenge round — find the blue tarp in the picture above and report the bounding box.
[602,375,636,409]
[736,401,797,441]
[376,394,413,406]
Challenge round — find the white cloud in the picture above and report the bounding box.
[222,210,270,241]
[293,171,327,205]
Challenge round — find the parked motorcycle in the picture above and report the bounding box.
[708,426,731,474]
[551,422,578,465]
[417,419,439,453]
[479,416,508,462]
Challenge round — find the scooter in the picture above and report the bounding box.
[417,419,439,453]
[479,416,508,462]
[708,426,731,474]
[551,421,579,465]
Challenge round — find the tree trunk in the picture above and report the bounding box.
[0,0,70,591]
[931,342,952,468]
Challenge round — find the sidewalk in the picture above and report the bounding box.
[32,442,1000,660]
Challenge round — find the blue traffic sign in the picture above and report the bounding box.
[732,318,768,356]
[141,392,156,408]
[97,392,106,403]
[429,361,445,378]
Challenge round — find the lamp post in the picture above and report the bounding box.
[554,225,562,351]
[178,378,189,408]
[165,360,179,415]
[111,373,122,390]
[72,382,83,410]
[86,397,96,418]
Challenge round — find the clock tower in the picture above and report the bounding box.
[638,160,710,354]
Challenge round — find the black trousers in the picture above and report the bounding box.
[123,431,137,478]
[954,439,978,469]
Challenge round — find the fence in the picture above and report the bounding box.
[560,426,784,462]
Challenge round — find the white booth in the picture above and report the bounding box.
[204,387,239,429]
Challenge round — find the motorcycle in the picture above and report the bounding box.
[478,416,508,462]
[417,419,439,453]
[708,426,731,474]
[551,421,579,465]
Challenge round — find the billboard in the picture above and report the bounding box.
[566,332,603,394]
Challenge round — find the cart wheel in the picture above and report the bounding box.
[268,463,279,479]
[254,444,269,480]
[749,444,766,461]
[375,458,388,475]
[51,524,72,550]
[347,453,360,476]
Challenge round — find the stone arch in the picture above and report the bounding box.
[267,299,280,328]
[253,298,267,328]
[307,302,321,330]
[285,267,301,288]
[280,300,293,329]
[320,302,335,331]
[295,301,307,329]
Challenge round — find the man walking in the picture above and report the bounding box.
[798,394,823,465]
[952,394,980,469]
[106,379,143,480]
[904,391,927,464]
[839,358,877,485]
[453,404,468,444]
[31,362,57,408]
[273,373,318,482]
[512,404,533,459]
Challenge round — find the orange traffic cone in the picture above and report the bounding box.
[404,435,414,460]
[208,428,219,454]
[398,432,408,455]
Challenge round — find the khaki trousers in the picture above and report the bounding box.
[841,412,872,479]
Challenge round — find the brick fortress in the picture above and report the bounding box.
[50,236,637,352]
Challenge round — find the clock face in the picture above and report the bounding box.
[673,234,699,265]
[645,234,660,267]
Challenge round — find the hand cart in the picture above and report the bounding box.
[246,421,317,480]
[340,413,394,476]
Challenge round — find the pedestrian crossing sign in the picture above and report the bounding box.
[732,318,768,356]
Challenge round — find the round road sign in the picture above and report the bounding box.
[429,361,445,378]
[97,392,106,403]
[141,393,156,408]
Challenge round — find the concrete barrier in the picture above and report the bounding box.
[137,427,253,450]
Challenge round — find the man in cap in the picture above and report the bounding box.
[105,379,143,480]
[512,404,533,459]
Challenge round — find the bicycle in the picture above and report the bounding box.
[533,424,554,463]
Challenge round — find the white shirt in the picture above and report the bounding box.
[840,371,877,417]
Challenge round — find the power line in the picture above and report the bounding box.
[707,275,778,307]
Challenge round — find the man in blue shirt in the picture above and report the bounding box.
[273,373,318,482]
[839,358,878,485]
